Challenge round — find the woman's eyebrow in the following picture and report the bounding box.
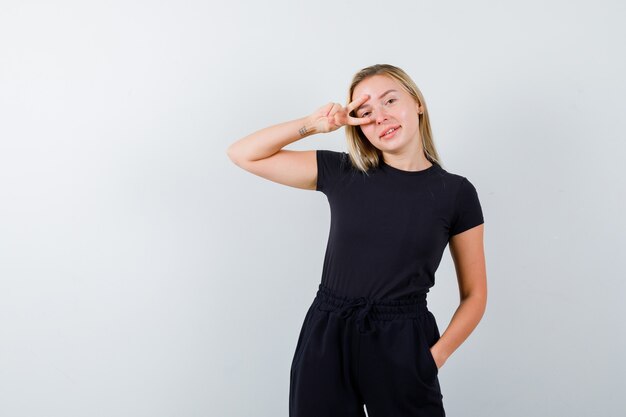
[355,89,398,112]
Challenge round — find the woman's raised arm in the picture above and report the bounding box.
[226,96,372,190]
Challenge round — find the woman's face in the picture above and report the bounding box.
[352,75,422,152]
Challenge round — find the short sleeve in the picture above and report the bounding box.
[316,150,348,194]
[449,177,484,237]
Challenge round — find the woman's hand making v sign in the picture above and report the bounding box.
[307,94,374,134]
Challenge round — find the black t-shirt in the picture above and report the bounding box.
[316,150,484,300]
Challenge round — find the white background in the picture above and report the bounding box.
[1,0,624,416]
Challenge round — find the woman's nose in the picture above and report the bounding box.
[375,110,389,124]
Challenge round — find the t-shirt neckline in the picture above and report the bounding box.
[380,159,439,176]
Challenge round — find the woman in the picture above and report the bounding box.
[227,64,487,417]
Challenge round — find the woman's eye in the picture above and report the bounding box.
[360,100,394,117]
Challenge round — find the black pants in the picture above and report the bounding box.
[289,283,445,417]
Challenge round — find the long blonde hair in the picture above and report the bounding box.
[344,64,442,173]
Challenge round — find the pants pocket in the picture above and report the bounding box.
[415,313,440,377]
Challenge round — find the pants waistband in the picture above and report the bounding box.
[314,283,430,335]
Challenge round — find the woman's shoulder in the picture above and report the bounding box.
[433,163,471,182]
[317,149,352,171]
[316,150,354,194]
[317,149,349,160]
[430,163,482,199]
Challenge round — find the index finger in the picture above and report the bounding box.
[346,94,373,125]
[346,94,370,115]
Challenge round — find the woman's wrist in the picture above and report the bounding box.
[299,116,319,138]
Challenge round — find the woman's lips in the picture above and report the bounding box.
[380,126,400,139]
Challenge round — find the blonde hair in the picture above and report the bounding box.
[344,64,442,173]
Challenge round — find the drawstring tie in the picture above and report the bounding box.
[336,297,377,335]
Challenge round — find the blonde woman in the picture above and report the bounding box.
[227,64,487,417]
